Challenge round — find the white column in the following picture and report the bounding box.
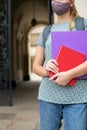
[75,0,87,18]
[17,39,23,81]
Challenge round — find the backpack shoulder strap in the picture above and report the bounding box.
[75,17,85,30]
[42,17,85,48]
[43,25,52,48]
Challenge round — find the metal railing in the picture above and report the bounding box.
[0,0,12,106]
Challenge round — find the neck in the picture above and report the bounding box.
[55,11,71,24]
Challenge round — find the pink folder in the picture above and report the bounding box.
[51,31,87,79]
[49,45,86,86]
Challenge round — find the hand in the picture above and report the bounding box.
[50,71,72,86]
[45,59,59,75]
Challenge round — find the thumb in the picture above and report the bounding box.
[49,73,58,80]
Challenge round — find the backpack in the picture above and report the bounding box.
[43,17,85,47]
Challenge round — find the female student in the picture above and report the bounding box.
[33,0,87,130]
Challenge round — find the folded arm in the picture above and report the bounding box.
[33,46,58,77]
[50,61,87,86]
[33,46,48,77]
[67,60,87,79]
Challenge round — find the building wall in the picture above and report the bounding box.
[75,0,87,18]
[12,0,48,82]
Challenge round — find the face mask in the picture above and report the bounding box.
[52,1,71,16]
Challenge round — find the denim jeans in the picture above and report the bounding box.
[39,100,87,130]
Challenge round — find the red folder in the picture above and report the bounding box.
[49,45,86,86]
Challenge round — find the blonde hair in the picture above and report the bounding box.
[69,0,80,30]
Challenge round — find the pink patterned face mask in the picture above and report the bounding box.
[52,1,71,16]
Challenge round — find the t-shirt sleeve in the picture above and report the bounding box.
[37,31,45,48]
[84,18,87,30]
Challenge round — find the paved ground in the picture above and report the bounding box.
[0,81,64,130]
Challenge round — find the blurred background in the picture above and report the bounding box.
[0,0,87,106]
[0,0,87,130]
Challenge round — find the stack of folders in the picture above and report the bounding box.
[49,45,86,86]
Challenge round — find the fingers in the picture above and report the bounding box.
[46,62,58,73]
[49,73,58,80]
[49,59,58,66]
[49,73,65,86]
[46,59,59,73]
